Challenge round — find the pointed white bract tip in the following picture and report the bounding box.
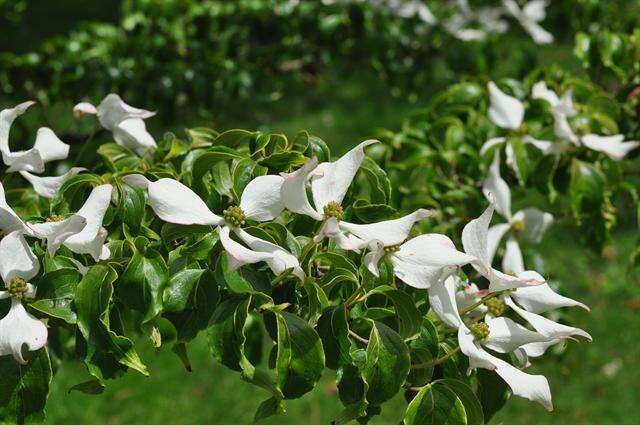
[416,208,436,219]
[362,139,380,147]
[18,101,37,111]
[73,102,98,118]
[485,191,496,204]
[122,174,151,190]
[576,329,593,342]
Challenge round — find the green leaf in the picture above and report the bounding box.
[477,369,510,422]
[186,127,219,146]
[162,136,191,161]
[75,265,148,376]
[213,129,253,147]
[119,250,168,321]
[192,146,245,182]
[51,173,104,210]
[352,199,397,222]
[276,311,325,399]
[208,297,251,372]
[438,379,484,425]
[31,268,82,324]
[360,157,392,204]
[160,223,211,245]
[301,279,329,324]
[163,269,205,312]
[0,349,52,424]
[253,396,285,424]
[310,252,358,276]
[403,381,466,425]
[364,286,422,339]
[97,143,142,171]
[317,306,351,370]
[117,183,146,231]
[67,379,105,395]
[570,159,606,212]
[164,270,220,342]
[361,321,410,405]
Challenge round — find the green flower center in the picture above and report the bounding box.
[384,244,401,254]
[484,297,507,317]
[7,277,28,300]
[223,206,246,227]
[323,201,344,221]
[576,123,589,137]
[517,123,529,136]
[511,219,525,232]
[470,322,490,342]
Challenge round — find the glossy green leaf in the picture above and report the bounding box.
[361,321,410,405]
[276,311,325,399]
[0,349,52,424]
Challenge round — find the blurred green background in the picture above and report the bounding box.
[2,0,640,424]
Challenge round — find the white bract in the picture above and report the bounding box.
[123,174,303,279]
[74,94,157,156]
[57,184,113,261]
[482,150,553,274]
[19,167,86,199]
[357,221,471,288]
[502,0,553,44]
[281,140,387,249]
[1,102,71,173]
[482,82,553,180]
[0,231,47,364]
[462,199,546,292]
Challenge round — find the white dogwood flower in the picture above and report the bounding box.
[0,182,87,257]
[461,199,546,292]
[428,276,553,410]
[281,141,388,249]
[482,150,553,274]
[534,82,640,160]
[532,81,576,117]
[0,231,47,364]
[74,94,157,156]
[124,174,302,278]
[481,82,553,179]
[1,102,71,173]
[390,0,436,25]
[445,0,508,41]
[552,110,640,160]
[502,0,553,44]
[452,269,591,367]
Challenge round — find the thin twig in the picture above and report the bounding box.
[344,285,366,308]
[348,329,369,345]
[459,291,500,316]
[410,346,460,370]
